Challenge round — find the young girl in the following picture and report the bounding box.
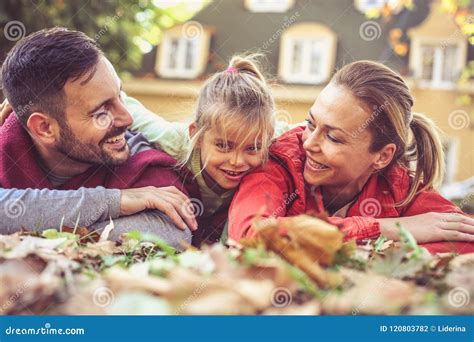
[228,60,474,254]
[126,54,287,245]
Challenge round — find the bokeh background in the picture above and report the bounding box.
[0,0,473,209]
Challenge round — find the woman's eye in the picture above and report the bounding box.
[305,118,315,130]
[327,134,341,143]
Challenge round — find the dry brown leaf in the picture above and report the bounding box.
[322,268,425,315]
[103,267,172,296]
[0,257,62,314]
[253,215,344,288]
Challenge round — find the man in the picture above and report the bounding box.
[0,27,196,249]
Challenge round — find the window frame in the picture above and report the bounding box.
[409,36,467,89]
[156,23,211,79]
[278,23,337,85]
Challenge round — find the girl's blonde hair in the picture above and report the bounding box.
[332,60,445,206]
[181,54,275,168]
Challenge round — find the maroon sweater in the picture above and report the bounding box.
[0,115,186,192]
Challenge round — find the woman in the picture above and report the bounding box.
[228,60,474,254]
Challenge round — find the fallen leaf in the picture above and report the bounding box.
[99,217,115,242]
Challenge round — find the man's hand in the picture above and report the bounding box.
[120,186,198,231]
[0,99,13,125]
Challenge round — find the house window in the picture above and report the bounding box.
[278,23,337,84]
[244,0,294,13]
[409,38,467,89]
[156,23,211,79]
[420,44,460,85]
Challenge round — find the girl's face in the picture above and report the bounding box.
[192,123,265,190]
[302,83,393,198]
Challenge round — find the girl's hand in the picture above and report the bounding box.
[120,186,198,231]
[378,212,474,244]
[0,99,13,125]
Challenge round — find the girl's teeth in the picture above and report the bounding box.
[223,170,243,176]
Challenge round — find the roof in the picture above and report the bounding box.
[139,0,473,81]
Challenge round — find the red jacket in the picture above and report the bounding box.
[229,127,474,254]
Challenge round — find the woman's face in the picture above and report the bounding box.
[302,83,390,197]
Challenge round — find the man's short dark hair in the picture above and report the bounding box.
[0,27,102,126]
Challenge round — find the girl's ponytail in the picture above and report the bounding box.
[228,54,267,84]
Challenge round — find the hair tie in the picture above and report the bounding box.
[226,66,237,73]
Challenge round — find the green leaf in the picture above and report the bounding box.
[397,224,420,253]
[374,236,388,252]
[125,230,176,257]
[42,228,78,242]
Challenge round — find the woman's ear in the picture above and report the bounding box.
[26,112,59,145]
[373,143,396,170]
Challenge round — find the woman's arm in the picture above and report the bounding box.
[228,166,291,241]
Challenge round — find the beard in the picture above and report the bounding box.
[55,122,130,166]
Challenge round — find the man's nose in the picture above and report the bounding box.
[112,101,133,128]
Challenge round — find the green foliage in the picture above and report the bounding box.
[0,0,207,77]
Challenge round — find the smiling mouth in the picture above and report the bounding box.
[306,158,330,170]
[104,132,125,143]
[103,132,127,150]
[220,169,248,177]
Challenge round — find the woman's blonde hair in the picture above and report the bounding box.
[181,54,275,168]
[332,60,445,206]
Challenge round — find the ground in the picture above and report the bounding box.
[0,215,472,315]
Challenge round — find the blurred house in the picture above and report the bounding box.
[124,0,474,183]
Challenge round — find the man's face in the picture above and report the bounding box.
[55,56,133,166]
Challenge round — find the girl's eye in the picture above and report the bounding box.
[216,142,230,151]
[246,145,261,153]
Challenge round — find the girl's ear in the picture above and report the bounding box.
[188,122,201,148]
[188,122,197,137]
[372,143,396,170]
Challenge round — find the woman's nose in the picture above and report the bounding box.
[303,130,322,153]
